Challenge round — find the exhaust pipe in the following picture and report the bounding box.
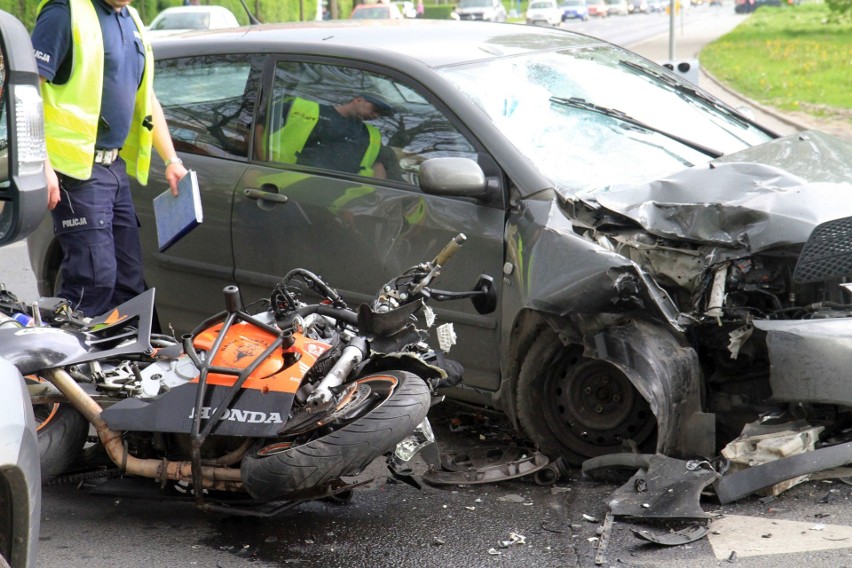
[43,368,242,490]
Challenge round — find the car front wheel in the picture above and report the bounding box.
[516,327,656,465]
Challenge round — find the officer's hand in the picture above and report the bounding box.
[46,164,60,210]
[165,161,188,197]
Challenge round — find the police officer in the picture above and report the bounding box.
[31,0,187,316]
[270,94,394,178]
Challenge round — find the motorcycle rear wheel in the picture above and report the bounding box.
[241,370,430,501]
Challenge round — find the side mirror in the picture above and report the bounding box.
[0,10,48,246]
[419,157,488,199]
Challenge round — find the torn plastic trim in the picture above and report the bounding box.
[583,453,720,520]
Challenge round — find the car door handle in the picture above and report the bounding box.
[244,188,288,204]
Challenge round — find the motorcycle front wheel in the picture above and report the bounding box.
[240,370,431,501]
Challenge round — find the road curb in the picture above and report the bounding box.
[699,66,811,133]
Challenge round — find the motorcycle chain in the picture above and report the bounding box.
[45,467,123,487]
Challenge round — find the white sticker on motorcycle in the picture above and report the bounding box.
[14,327,65,336]
[305,342,329,358]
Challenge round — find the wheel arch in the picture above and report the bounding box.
[501,310,715,460]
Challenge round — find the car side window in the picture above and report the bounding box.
[260,61,478,185]
[154,54,263,159]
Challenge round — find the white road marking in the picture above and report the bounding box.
[708,515,852,559]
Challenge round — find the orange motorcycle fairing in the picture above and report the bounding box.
[192,321,332,394]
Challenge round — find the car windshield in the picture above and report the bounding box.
[563,0,585,6]
[151,12,210,31]
[438,46,773,197]
[530,1,554,7]
[459,0,492,7]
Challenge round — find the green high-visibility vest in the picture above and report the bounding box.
[270,97,382,177]
[37,0,155,184]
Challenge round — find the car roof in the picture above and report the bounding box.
[151,20,605,68]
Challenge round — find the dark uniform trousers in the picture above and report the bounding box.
[51,157,145,317]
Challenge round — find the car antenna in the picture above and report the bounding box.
[238,0,263,25]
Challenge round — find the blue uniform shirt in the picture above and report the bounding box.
[31,0,145,150]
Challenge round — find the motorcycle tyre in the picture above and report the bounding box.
[33,401,89,478]
[241,370,430,501]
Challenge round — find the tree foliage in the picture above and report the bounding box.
[825,0,851,19]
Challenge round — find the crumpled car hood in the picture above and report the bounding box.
[587,131,852,252]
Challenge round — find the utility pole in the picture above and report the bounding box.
[668,0,676,59]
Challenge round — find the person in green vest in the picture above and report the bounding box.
[31,0,187,317]
[268,94,395,179]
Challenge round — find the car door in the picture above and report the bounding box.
[135,53,263,331]
[232,58,505,390]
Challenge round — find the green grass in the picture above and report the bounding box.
[700,3,852,119]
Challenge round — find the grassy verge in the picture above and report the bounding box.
[700,3,851,120]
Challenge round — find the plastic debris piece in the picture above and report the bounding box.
[423,305,436,328]
[436,322,456,352]
[583,514,599,523]
[498,494,526,503]
[487,548,502,555]
[498,532,526,548]
[811,524,827,531]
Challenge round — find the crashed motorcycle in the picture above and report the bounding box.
[0,234,495,515]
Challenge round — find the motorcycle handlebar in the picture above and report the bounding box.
[432,233,466,267]
[293,303,358,327]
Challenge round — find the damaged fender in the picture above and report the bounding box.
[584,319,715,459]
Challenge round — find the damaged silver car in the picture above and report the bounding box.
[26,20,852,467]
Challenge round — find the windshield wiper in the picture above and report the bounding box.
[617,60,759,130]
[549,96,723,158]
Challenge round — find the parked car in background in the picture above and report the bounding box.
[734,0,781,12]
[392,0,419,17]
[647,0,664,11]
[453,0,508,21]
[526,0,563,25]
[147,5,239,38]
[0,9,48,568]
[605,0,630,14]
[629,0,651,12]
[587,0,610,16]
[351,2,405,18]
[27,19,852,471]
[561,0,590,20]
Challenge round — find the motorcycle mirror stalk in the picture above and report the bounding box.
[425,274,497,315]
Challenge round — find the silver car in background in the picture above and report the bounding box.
[453,0,508,21]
